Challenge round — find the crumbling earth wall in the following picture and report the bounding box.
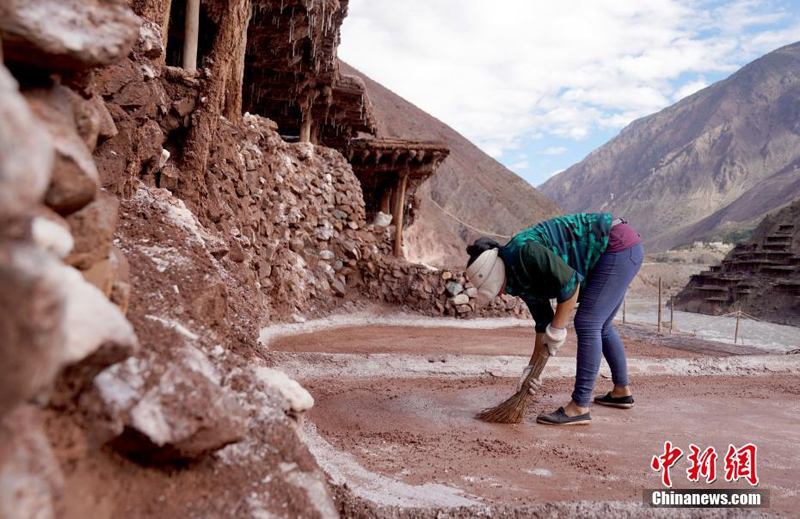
[0,1,526,518]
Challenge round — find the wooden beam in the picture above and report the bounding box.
[183,0,200,72]
[393,173,408,257]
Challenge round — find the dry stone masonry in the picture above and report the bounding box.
[0,0,528,517]
[677,198,800,326]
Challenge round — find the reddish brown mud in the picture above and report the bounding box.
[307,374,800,514]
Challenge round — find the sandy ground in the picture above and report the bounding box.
[262,317,800,517]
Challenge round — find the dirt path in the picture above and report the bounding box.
[263,318,800,516]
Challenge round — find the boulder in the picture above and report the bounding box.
[0,406,64,519]
[25,86,100,215]
[65,191,119,269]
[31,213,74,259]
[0,65,53,222]
[0,0,141,71]
[96,348,248,462]
[52,256,138,402]
[251,367,314,430]
[0,245,66,416]
[136,20,164,59]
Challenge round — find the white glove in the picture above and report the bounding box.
[516,365,542,395]
[543,324,567,356]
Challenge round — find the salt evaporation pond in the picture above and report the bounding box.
[616,299,800,353]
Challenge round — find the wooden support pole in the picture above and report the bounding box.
[734,304,741,344]
[657,277,662,333]
[622,297,626,324]
[393,173,408,257]
[379,187,392,215]
[183,0,200,72]
[300,111,313,143]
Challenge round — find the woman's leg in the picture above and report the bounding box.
[571,244,644,407]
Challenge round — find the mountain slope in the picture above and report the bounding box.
[340,62,561,266]
[540,42,800,251]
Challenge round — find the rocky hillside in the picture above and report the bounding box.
[0,2,534,517]
[540,42,800,252]
[341,63,561,267]
[676,196,800,327]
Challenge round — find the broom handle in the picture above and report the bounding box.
[521,347,551,390]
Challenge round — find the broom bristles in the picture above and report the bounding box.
[476,348,550,424]
[475,388,529,424]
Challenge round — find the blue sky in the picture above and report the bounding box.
[339,0,800,187]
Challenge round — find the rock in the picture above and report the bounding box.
[25,86,100,215]
[445,281,464,297]
[441,271,453,280]
[173,96,196,117]
[71,93,102,152]
[331,277,346,297]
[0,245,65,416]
[31,213,73,259]
[53,258,138,401]
[65,192,119,269]
[98,351,248,462]
[251,367,313,425]
[0,0,141,71]
[451,294,470,306]
[90,95,118,141]
[465,287,478,297]
[457,304,472,314]
[81,258,114,297]
[136,20,163,59]
[0,406,64,519]
[0,65,53,221]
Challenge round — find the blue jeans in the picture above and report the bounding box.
[571,243,644,407]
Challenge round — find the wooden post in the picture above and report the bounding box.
[734,304,741,345]
[657,277,662,333]
[392,173,408,257]
[379,187,392,215]
[299,111,312,143]
[622,297,626,324]
[183,0,200,72]
[670,294,674,333]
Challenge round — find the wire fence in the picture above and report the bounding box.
[620,277,760,345]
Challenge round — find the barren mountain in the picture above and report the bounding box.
[540,42,800,252]
[341,62,561,267]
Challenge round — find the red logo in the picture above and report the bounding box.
[651,441,684,488]
[724,444,759,486]
[686,444,718,484]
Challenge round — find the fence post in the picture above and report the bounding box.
[670,294,674,333]
[622,296,626,324]
[734,304,741,345]
[657,277,662,333]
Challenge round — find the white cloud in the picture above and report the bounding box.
[541,147,567,156]
[673,78,710,101]
[340,0,800,158]
[510,159,530,170]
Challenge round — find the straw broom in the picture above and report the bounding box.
[476,346,551,424]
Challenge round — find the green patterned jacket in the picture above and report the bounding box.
[498,213,613,332]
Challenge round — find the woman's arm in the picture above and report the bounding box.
[552,282,580,329]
